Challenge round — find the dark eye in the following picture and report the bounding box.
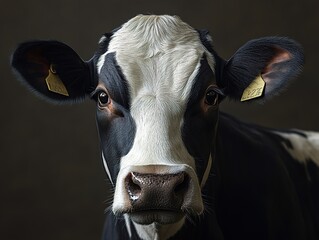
[205,90,219,106]
[98,91,109,106]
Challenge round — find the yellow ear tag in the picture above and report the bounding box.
[45,65,69,96]
[240,74,265,102]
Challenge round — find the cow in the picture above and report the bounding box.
[11,15,319,240]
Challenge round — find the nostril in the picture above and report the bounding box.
[126,173,142,202]
[174,173,189,197]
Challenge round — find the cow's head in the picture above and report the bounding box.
[11,15,303,239]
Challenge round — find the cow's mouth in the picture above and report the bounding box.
[129,210,184,225]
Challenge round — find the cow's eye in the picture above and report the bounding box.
[98,91,110,106]
[205,90,218,106]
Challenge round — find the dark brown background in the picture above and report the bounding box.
[1,1,318,239]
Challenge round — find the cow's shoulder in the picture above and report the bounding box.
[215,112,319,240]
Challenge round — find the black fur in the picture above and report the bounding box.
[197,30,227,95]
[11,41,97,103]
[182,56,219,182]
[96,53,131,109]
[95,53,136,184]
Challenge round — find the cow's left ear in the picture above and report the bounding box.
[220,37,304,102]
[11,41,97,103]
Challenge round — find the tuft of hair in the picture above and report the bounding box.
[106,14,203,58]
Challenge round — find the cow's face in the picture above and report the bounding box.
[94,16,220,228]
[11,14,303,240]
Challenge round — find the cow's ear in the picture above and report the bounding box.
[220,37,304,102]
[11,41,97,103]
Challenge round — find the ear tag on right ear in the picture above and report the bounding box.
[240,74,265,102]
[45,65,69,97]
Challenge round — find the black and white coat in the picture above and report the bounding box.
[11,15,319,240]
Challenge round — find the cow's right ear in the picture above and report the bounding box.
[11,41,97,103]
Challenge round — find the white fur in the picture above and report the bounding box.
[98,15,216,240]
[201,155,212,188]
[97,15,215,73]
[274,131,319,168]
[98,35,107,44]
[102,152,114,186]
[124,214,132,238]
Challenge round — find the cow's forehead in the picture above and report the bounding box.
[107,15,205,58]
[97,15,215,103]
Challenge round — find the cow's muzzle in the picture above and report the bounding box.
[112,164,203,225]
[125,172,188,224]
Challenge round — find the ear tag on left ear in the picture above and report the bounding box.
[45,65,69,96]
[240,74,265,102]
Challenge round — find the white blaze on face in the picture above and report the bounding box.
[98,15,216,240]
[119,54,201,169]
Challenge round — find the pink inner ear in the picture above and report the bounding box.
[24,48,51,90]
[272,50,292,63]
[26,48,50,76]
[261,47,293,95]
[261,47,292,79]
